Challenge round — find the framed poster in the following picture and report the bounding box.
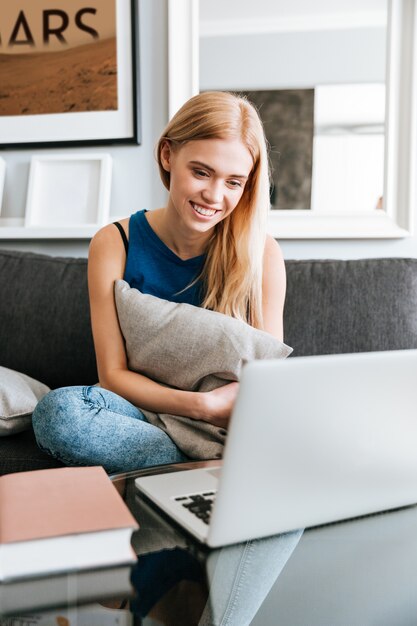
[0,0,140,148]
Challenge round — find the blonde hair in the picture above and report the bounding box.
[156,91,271,329]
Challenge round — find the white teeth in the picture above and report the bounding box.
[192,203,217,216]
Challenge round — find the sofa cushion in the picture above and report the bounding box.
[114,279,292,459]
[284,258,417,356]
[0,250,97,389]
[0,367,50,436]
[0,427,65,475]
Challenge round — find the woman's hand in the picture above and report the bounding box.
[199,382,240,429]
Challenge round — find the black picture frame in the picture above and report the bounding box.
[0,0,140,149]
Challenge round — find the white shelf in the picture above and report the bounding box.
[0,218,101,239]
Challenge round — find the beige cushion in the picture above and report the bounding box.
[0,367,50,436]
[114,279,292,459]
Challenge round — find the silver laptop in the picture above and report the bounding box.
[135,349,417,547]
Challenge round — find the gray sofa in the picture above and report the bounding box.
[1,249,417,476]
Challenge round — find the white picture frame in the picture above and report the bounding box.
[169,0,417,239]
[0,157,5,216]
[25,154,112,228]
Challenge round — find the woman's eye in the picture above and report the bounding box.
[194,169,209,177]
[228,180,242,188]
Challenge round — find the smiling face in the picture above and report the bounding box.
[160,137,254,234]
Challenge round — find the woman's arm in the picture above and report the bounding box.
[88,224,234,424]
[261,235,286,340]
[88,226,279,428]
[88,224,209,419]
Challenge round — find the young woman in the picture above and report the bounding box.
[32,92,302,625]
[32,91,287,474]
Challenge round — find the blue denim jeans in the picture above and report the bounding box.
[32,386,188,474]
[199,530,303,625]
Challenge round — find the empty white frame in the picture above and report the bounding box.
[25,154,112,228]
[0,157,5,216]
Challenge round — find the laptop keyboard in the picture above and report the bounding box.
[174,491,217,525]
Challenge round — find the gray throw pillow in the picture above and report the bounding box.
[0,367,50,436]
[114,279,292,459]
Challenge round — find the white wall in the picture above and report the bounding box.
[0,0,169,257]
[279,237,417,260]
[1,2,416,261]
[200,28,387,90]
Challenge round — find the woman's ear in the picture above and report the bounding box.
[160,140,172,172]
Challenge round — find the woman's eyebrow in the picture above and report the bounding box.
[189,160,248,179]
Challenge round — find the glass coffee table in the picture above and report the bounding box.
[2,460,417,625]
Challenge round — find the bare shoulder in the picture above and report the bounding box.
[262,235,286,300]
[263,235,285,269]
[90,219,128,252]
[88,222,128,290]
[265,233,283,254]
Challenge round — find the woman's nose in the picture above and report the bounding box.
[202,180,223,204]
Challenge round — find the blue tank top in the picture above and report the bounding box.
[124,210,206,306]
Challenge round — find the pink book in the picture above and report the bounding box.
[0,466,138,581]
